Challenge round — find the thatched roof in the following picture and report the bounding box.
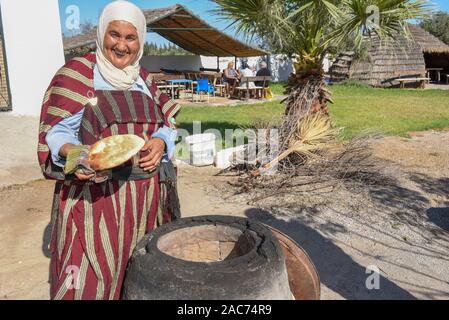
[329,24,449,87]
[409,24,449,54]
[63,4,267,57]
[349,35,427,87]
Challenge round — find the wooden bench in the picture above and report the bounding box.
[398,77,430,89]
[234,76,272,100]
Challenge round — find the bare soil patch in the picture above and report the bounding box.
[1,131,448,300]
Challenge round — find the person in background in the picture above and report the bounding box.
[240,62,256,88]
[223,61,240,98]
[255,61,272,87]
[238,62,259,98]
[240,62,254,75]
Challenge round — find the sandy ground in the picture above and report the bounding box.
[0,113,448,300]
[0,115,41,188]
[426,84,449,90]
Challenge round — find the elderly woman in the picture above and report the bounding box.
[37,1,180,300]
[223,61,240,97]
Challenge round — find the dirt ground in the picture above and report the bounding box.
[0,112,448,300]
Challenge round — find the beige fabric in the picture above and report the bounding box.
[96,0,147,90]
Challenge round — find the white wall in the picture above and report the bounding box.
[201,56,234,71]
[0,0,65,116]
[141,55,203,72]
[268,55,294,82]
[141,55,235,73]
[212,55,295,82]
[142,54,296,82]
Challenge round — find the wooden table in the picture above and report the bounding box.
[166,79,194,101]
[398,77,431,89]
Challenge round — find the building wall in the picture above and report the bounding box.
[0,34,10,110]
[268,55,295,82]
[0,0,65,116]
[201,56,235,72]
[141,54,295,82]
[141,55,240,73]
[141,55,203,72]
[210,55,295,82]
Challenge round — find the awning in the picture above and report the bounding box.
[63,4,267,57]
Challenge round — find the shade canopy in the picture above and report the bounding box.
[64,4,267,57]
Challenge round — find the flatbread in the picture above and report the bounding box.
[88,135,146,171]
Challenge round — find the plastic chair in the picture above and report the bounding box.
[195,79,215,103]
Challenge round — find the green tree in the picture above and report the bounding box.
[143,42,192,56]
[213,0,430,144]
[420,11,449,45]
[80,20,95,33]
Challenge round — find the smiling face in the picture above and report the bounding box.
[103,20,141,69]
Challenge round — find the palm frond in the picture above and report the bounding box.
[253,112,341,176]
[212,0,431,58]
[327,0,432,50]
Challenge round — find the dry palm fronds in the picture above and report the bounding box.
[252,112,340,176]
[222,134,389,209]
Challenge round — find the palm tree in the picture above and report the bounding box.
[213,0,430,165]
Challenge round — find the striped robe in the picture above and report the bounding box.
[38,53,180,300]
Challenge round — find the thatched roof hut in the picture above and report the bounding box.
[330,25,449,87]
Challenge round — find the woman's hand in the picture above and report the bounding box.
[74,172,95,181]
[139,138,166,172]
[60,143,94,181]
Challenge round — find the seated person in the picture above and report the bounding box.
[223,62,240,97]
[240,63,257,88]
[239,63,261,98]
[255,61,272,87]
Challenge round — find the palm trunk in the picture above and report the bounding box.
[251,57,334,175]
[279,59,331,152]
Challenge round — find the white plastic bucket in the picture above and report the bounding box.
[215,145,247,169]
[185,133,217,166]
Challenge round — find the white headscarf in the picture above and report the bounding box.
[96,0,147,90]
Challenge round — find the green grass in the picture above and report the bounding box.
[176,84,449,141]
[331,85,449,138]
[270,82,287,95]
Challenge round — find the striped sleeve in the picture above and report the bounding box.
[38,53,95,180]
[142,70,181,129]
[155,87,181,129]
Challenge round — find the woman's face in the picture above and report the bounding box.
[103,20,140,69]
[228,63,234,69]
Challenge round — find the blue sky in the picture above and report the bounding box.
[433,0,449,11]
[59,0,449,45]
